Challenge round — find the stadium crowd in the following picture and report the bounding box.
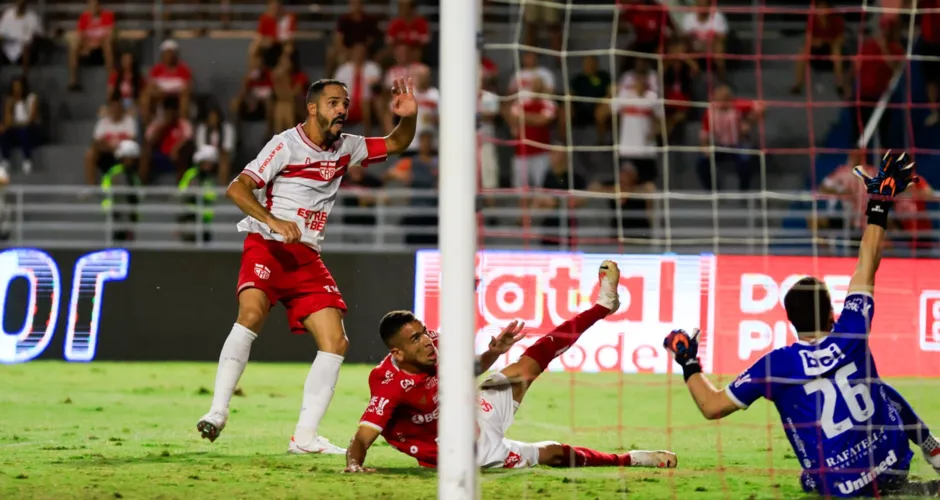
[0,0,935,248]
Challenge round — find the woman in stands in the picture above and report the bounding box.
[1,76,40,174]
[106,51,144,117]
[194,106,236,184]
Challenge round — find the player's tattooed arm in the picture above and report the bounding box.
[344,425,380,473]
[476,321,526,376]
[383,77,418,154]
[226,175,301,243]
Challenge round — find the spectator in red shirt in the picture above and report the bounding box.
[618,0,673,55]
[250,0,295,68]
[231,54,273,126]
[506,77,557,189]
[385,0,430,63]
[919,0,940,125]
[141,96,193,183]
[696,85,763,191]
[480,53,499,92]
[326,0,380,76]
[810,149,874,247]
[893,176,937,250]
[790,0,846,97]
[850,17,903,149]
[68,0,115,91]
[106,52,144,116]
[142,39,193,124]
[523,0,562,54]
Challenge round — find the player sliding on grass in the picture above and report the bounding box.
[344,260,677,472]
[197,77,417,454]
[665,151,940,498]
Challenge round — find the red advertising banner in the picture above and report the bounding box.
[414,251,940,377]
[711,255,940,377]
[414,251,716,374]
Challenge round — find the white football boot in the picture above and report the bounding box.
[288,435,346,455]
[627,450,678,468]
[597,260,621,315]
[196,411,227,443]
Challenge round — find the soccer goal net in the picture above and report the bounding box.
[430,0,940,497]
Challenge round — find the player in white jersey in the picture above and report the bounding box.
[197,77,418,454]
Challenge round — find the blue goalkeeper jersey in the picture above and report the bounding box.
[725,292,912,498]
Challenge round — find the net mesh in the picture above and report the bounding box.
[464,0,940,497]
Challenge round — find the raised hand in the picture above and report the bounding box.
[853,150,917,199]
[389,77,417,119]
[663,329,703,382]
[488,320,526,355]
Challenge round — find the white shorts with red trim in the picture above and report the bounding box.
[475,372,542,469]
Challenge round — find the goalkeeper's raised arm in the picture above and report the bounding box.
[847,151,918,295]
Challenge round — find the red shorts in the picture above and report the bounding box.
[237,233,347,333]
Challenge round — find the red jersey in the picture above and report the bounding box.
[145,118,193,156]
[359,331,441,467]
[386,16,430,47]
[510,98,556,157]
[856,37,903,100]
[895,177,934,237]
[247,69,274,100]
[619,1,669,45]
[77,10,114,44]
[922,0,940,44]
[257,13,296,42]
[809,11,844,42]
[108,70,143,99]
[700,99,754,146]
[149,62,193,94]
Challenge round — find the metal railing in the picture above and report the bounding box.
[2,185,937,257]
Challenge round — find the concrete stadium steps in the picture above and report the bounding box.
[54,120,100,145]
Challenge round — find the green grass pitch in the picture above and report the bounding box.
[1,362,938,499]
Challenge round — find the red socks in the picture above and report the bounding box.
[521,304,610,371]
[558,444,630,467]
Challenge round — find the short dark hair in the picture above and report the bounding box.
[379,310,417,347]
[783,276,833,334]
[306,79,347,104]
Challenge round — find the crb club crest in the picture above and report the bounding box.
[319,165,338,180]
[254,263,271,280]
[400,379,415,391]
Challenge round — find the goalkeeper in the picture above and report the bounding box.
[664,151,940,498]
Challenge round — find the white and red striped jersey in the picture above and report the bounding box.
[614,87,663,158]
[237,125,388,251]
[700,99,754,147]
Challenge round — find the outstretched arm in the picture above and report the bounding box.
[383,77,418,155]
[663,329,741,420]
[848,151,917,294]
[345,425,381,473]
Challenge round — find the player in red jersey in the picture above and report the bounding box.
[196,77,417,454]
[345,260,678,471]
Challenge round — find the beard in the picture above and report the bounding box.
[317,111,342,145]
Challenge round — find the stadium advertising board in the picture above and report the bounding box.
[413,251,940,377]
[1,248,415,364]
[712,255,940,377]
[414,251,717,374]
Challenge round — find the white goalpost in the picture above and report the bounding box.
[437,0,480,498]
